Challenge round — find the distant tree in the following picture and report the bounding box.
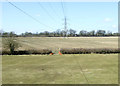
[24,32,33,37]
[79,30,87,36]
[48,32,54,37]
[68,29,76,37]
[55,29,61,37]
[2,32,9,37]
[113,32,120,36]
[2,31,17,37]
[89,30,95,36]
[20,33,25,37]
[9,32,17,37]
[3,37,20,54]
[34,32,39,36]
[62,29,68,37]
[60,30,65,37]
[106,31,112,36]
[2,30,119,37]
[0,33,2,37]
[96,30,106,36]
[44,31,49,36]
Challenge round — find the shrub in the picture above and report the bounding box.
[2,49,52,55]
[60,48,120,54]
[1,50,11,55]
[28,49,52,55]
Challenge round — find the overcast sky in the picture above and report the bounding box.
[1,2,118,34]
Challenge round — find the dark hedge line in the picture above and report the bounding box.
[1,49,52,55]
[1,48,120,55]
[60,48,120,54]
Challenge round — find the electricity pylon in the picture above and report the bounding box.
[63,17,68,37]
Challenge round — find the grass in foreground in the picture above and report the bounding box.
[2,54,118,84]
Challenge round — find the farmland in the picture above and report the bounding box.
[14,37,118,53]
[2,37,118,84]
[2,54,118,84]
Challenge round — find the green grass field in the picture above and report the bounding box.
[2,54,118,84]
[2,37,118,84]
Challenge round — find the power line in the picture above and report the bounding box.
[61,0,66,18]
[73,55,90,85]
[7,1,54,29]
[48,3,61,19]
[38,2,57,23]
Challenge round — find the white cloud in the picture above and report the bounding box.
[104,18,112,22]
[112,25,117,28]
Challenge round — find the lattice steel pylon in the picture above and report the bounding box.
[63,17,68,37]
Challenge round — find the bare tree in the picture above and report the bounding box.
[3,37,20,54]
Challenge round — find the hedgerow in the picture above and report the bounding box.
[60,48,120,54]
[1,48,120,55]
[1,49,52,55]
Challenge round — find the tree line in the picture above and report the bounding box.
[1,29,120,37]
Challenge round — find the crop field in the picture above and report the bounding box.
[15,37,118,53]
[1,37,118,51]
[1,37,118,84]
